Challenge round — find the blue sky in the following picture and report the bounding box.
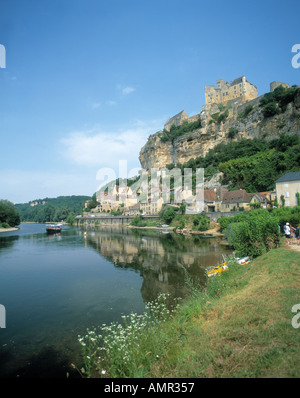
[0,0,299,203]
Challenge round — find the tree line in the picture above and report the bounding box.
[15,195,90,223]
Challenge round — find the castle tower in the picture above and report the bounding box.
[205,75,257,108]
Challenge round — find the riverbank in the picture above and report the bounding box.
[0,227,19,233]
[128,222,224,238]
[79,243,300,378]
[146,245,300,378]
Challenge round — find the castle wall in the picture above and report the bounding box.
[205,75,257,108]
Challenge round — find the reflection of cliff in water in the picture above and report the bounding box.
[83,227,231,303]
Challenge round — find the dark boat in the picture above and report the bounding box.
[46,224,62,234]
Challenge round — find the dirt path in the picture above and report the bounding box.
[287,243,300,252]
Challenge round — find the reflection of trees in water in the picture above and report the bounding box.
[0,235,19,253]
[84,228,231,303]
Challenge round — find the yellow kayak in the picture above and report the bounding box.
[207,257,251,277]
[207,261,228,277]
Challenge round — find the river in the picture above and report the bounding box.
[0,223,231,378]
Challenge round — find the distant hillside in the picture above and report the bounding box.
[16,195,90,223]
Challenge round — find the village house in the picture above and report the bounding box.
[140,197,164,215]
[123,203,141,216]
[219,189,252,212]
[275,171,300,207]
[248,192,269,209]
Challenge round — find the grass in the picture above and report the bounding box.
[78,245,300,378]
[147,247,300,378]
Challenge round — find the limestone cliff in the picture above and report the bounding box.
[139,89,300,170]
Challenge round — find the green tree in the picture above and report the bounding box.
[65,214,76,225]
[0,200,21,227]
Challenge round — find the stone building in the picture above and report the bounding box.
[275,171,300,207]
[163,110,201,132]
[270,81,290,92]
[205,75,257,108]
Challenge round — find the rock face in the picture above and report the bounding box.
[139,90,300,170]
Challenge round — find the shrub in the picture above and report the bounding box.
[192,213,210,231]
[130,215,147,227]
[160,207,177,224]
[228,127,238,139]
[262,102,280,118]
[221,209,280,257]
[238,104,253,119]
[160,119,202,143]
[0,222,10,228]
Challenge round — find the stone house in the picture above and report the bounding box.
[275,171,300,207]
[124,203,141,216]
[219,189,252,212]
[204,189,218,212]
[140,197,164,215]
[248,193,269,209]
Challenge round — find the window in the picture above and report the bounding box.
[285,191,289,198]
[285,183,289,188]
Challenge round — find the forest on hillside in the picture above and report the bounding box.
[166,133,300,192]
[15,195,90,223]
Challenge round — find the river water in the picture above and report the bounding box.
[0,223,231,378]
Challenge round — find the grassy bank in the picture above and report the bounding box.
[78,245,300,378]
[147,247,300,378]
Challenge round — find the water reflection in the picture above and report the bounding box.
[82,226,231,303]
[0,224,231,378]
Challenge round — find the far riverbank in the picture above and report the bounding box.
[0,227,19,233]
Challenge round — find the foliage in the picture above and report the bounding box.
[78,293,181,378]
[15,195,90,223]
[259,85,300,114]
[85,194,99,211]
[0,200,20,227]
[210,109,229,124]
[228,127,238,139]
[218,208,300,257]
[262,102,280,117]
[160,119,202,143]
[65,214,76,225]
[130,215,147,227]
[238,104,254,119]
[218,134,300,191]
[192,213,210,231]
[270,206,300,230]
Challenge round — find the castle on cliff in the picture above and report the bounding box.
[204,75,257,108]
[163,76,290,132]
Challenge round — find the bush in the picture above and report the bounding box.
[228,127,238,139]
[238,104,253,119]
[160,119,202,143]
[262,102,280,118]
[259,86,300,114]
[159,207,177,224]
[130,215,147,227]
[0,222,10,228]
[221,209,281,258]
[192,213,210,231]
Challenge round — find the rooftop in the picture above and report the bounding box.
[222,189,251,204]
[275,171,300,183]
